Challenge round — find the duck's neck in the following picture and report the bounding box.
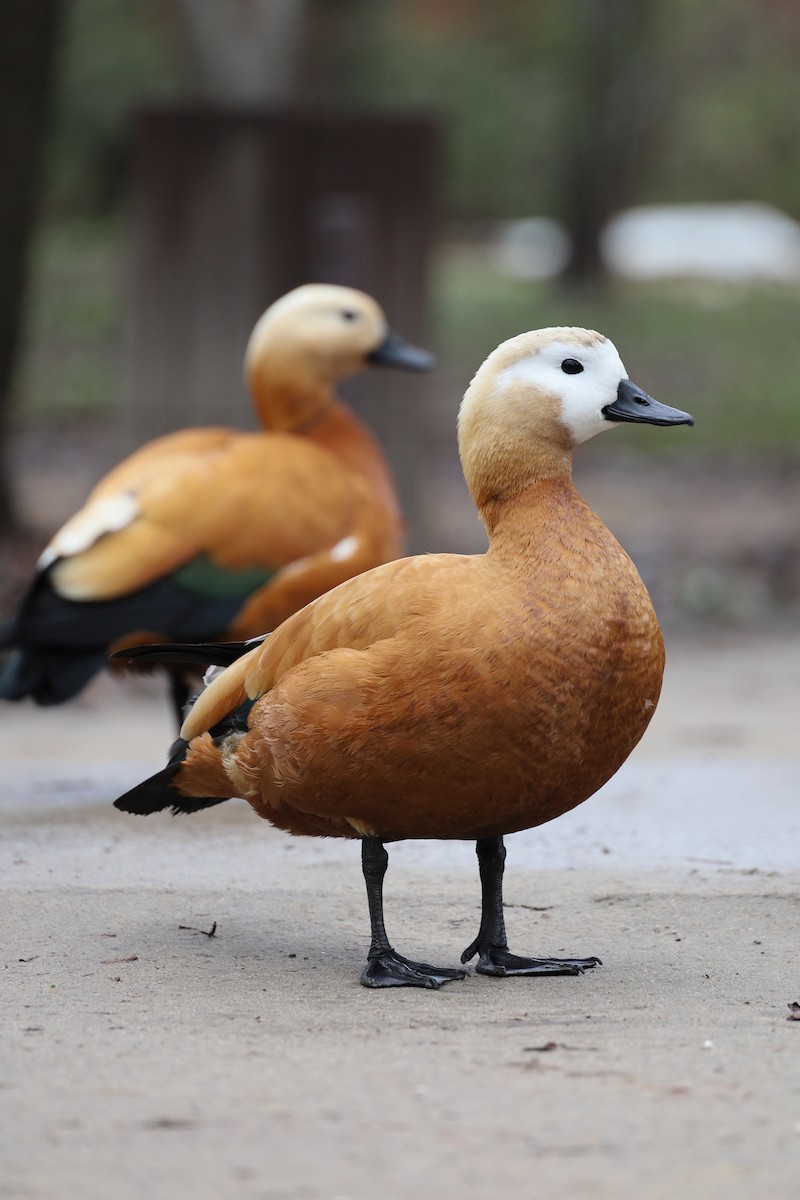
[308,401,403,524]
[464,423,574,535]
[249,362,336,435]
[250,362,401,521]
[481,474,592,566]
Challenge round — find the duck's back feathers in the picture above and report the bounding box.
[179,554,447,738]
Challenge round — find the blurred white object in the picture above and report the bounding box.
[491,218,572,280]
[602,203,800,282]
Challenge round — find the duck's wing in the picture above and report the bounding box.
[39,428,246,600]
[181,552,478,739]
[50,430,398,616]
[1,429,396,705]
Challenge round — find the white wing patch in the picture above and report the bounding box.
[37,492,140,570]
[278,534,362,581]
[329,534,359,563]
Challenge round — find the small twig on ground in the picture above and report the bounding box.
[178,922,217,938]
[503,903,553,912]
[523,1042,598,1053]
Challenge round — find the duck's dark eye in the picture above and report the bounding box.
[341,309,359,322]
[561,358,583,375]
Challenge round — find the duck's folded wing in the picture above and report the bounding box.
[49,431,397,607]
[180,552,479,739]
[2,435,277,681]
[180,647,259,736]
[42,430,239,601]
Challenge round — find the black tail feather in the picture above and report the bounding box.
[113,693,253,817]
[114,760,186,815]
[114,744,227,817]
[110,635,267,669]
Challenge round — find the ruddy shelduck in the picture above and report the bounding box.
[115,327,693,989]
[0,285,433,720]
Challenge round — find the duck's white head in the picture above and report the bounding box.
[458,327,693,509]
[245,284,434,424]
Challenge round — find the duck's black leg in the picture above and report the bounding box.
[359,836,466,989]
[461,836,601,977]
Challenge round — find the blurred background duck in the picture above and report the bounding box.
[0,284,434,722]
[115,326,693,989]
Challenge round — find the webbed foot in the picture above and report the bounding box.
[361,949,467,990]
[463,837,603,979]
[461,939,601,977]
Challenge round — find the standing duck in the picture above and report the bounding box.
[114,327,693,988]
[0,285,433,721]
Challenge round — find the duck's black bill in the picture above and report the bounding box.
[602,378,694,427]
[367,330,436,372]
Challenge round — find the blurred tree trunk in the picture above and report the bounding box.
[175,0,307,104]
[299,0,359,101]
[174,0,359,106]
[0,0,63,533]
[560,0,660,285]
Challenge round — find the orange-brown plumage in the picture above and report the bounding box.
[116,325,693,988]
[1,285,433,714]
[53,417,398,622]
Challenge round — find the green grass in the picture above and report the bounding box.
[433,245,800,455]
